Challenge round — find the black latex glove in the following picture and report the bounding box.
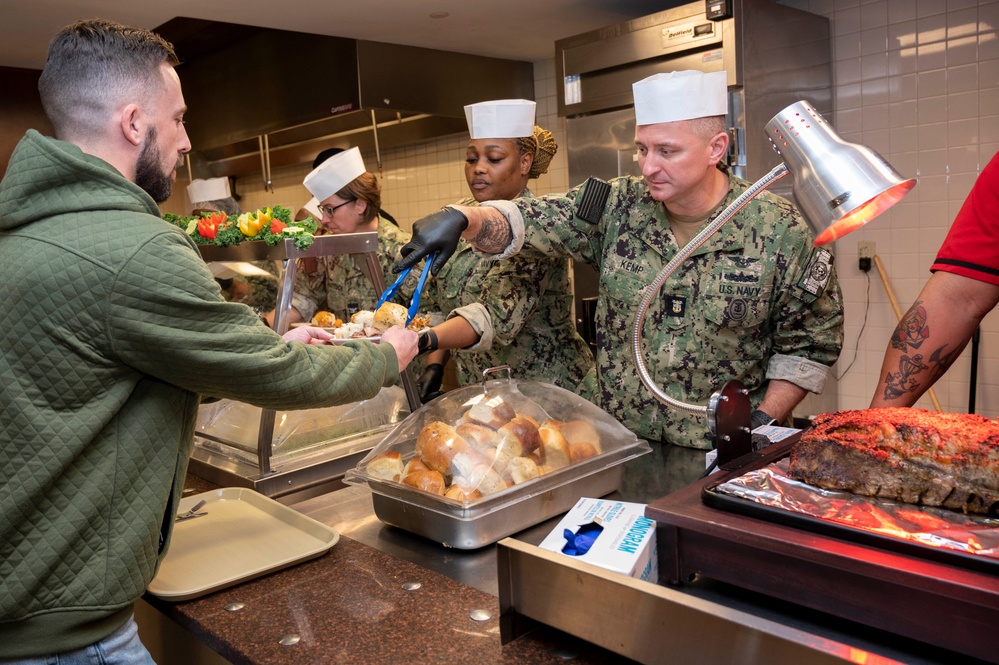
[396,206,468,275]
[416,363,445,403]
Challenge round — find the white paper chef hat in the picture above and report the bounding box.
[632,70,728,126]
[302,197,322,220]
[303,146,365,202]
[187,177,230,203]
[464,99,536,139]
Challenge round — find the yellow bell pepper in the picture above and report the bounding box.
[237,211,264,237]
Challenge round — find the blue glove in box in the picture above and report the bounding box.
[539,497,658,583]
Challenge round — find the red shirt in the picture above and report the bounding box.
[932,151,999,285]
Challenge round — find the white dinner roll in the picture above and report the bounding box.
[455,423,497,451]
[402,469,446,496]
[504,456,541,485]
[444,483,482,502]
[303,146,365,202]
[464,99,536,139]
[632,70,727,126]
[416,421,468,475]
[466,400,516,429]
[538,421,571,470]
[187,177,230,204]
[495,417,541,459]
[366,452,404,482]
[371,302,408,332]
[449,447,491,481]
[350,310,375,327]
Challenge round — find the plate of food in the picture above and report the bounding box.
[294,303,429,344]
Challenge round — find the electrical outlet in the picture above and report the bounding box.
[858,240,875,272]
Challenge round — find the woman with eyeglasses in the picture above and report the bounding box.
[413,100,593,402]
[264,148,416,327]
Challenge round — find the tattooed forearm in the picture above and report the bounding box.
[881,343,959,401]
[890,300,929,351]
[882,352,929,400]
[926,344,961,386]
[471,216,513,254]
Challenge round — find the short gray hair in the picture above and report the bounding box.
[689,115,727,141]
[38,19,178,139]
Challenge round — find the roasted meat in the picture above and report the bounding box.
[788,407,999,515]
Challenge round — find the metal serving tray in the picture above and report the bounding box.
[345,378,652,549]
[701,439,999,575]
[363,443,638,549]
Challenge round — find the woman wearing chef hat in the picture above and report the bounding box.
[415,99,593,401]
[297,147,400,227]
[264,147,416,326]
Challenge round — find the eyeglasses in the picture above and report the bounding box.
[318,200,352,217]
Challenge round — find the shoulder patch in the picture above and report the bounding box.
[575,177,611,224]
[799,247,833,295]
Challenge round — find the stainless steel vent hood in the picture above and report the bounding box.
[155,18,534,179]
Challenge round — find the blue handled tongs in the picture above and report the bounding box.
[375,251,437,325]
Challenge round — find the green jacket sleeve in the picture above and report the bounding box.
[106,231,399,409]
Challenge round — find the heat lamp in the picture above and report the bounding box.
[632,100,916,468]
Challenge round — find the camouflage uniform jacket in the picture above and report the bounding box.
[425,191,593,389]
[291,221,416,322]
[483,174,844,449]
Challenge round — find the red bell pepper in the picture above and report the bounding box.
[197,211,227,240]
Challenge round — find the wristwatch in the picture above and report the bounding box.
[750,409,777,430]
[417,329,439,355]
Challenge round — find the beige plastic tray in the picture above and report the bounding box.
[147,488,339,601]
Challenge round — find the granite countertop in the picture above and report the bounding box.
[147,475,632,665]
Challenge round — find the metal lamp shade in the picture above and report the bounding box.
[766,101,916,245]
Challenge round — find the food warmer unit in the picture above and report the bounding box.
[190,233,422,498]
[646,438,999,663]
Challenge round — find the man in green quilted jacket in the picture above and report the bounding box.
[0,19,418,662]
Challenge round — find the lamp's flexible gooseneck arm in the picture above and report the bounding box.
[630,163,789,419]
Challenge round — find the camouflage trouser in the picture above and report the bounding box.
[618,440,708,504]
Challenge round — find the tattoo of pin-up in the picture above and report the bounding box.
[890,301,930,351]
[883,353,929,400]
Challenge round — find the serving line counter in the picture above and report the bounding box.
[137,462,986,665]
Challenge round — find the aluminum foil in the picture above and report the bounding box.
[714,458,999,560]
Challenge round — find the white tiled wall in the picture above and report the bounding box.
[778,0,999,417]
[231,0,999,417]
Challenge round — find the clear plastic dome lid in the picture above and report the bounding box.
[346,373,650,507]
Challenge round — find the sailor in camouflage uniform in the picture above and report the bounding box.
[397,72,844,499]
[264,148,420,326]
[414,101,593,399]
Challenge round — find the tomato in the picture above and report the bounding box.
[269,219,287,234]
